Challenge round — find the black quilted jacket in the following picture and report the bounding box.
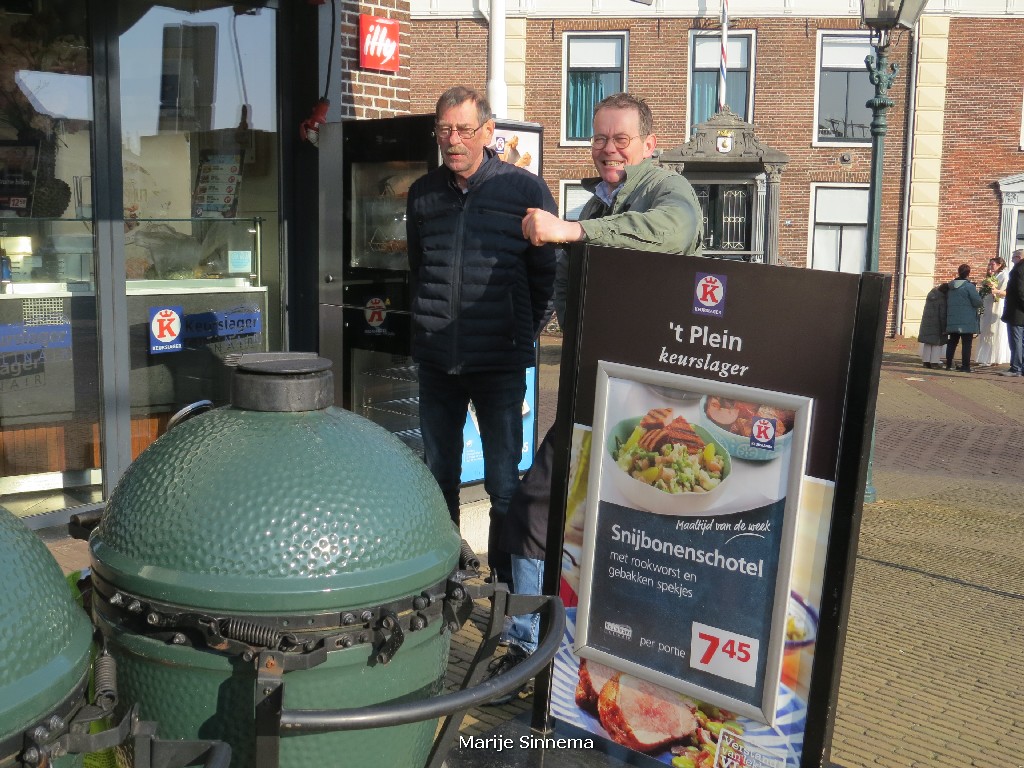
[406,149,557,373]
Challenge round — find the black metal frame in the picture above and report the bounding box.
[89,563,564,768]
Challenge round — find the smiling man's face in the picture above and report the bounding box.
[590,105,657,186]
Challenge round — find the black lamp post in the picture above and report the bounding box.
[861,0,928,503]
[862,0,929,272]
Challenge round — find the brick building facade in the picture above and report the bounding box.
[328,0,1024,337]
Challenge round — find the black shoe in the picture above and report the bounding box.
[945,363,953,370]
[956,365,972,373]
[482,645,532,706]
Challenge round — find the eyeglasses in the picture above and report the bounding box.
[434,124,485,140]
[590,134,642,150]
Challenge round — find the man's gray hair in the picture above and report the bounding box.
[435,86,492,125]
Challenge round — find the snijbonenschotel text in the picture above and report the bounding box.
[610,523,765,580]
[658,322,749,379]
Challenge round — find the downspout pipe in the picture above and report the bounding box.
[487,0,508,118]
[895,25,920,337]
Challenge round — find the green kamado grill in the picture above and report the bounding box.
[89,354,463,767]
[0,507,92,768]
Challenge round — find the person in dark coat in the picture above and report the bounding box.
[405,86,557,588]
[918,283,948,369]
[944,263,983,372]
[1000,249,1024,376]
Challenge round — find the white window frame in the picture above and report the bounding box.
[559,179,594,221]
[807,183,870,272]
[686,30,756,136]
[812,31,874,148]
[560,31,628,147]
[1019,86,1024,151]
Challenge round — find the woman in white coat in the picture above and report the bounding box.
[975,256,1010,367]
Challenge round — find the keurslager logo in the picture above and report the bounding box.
[149,306,183,354]
[750,417,777,451]
[693,273,727,318]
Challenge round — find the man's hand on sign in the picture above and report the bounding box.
[522,207,584,246]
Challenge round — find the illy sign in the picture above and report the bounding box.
[359,15,399,73]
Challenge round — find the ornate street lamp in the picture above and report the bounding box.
[861,0,928,503]
[862,0,929,272]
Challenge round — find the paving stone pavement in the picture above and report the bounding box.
[829,338,1024,768]
[35,335,1024,767]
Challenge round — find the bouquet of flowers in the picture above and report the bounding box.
[979,276,997,298]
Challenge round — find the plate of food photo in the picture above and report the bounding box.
[605,407,732,516]
[698,396,795,462]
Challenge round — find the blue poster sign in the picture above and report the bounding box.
[459,366,537,484]
[182,308,262,339]
[0,322,72,353]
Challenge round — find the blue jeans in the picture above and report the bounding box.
[503,554,544,654]
[1009,324,1024,373]
[417,365,525,581]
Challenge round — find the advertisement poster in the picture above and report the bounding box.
[574,363,812,724]
[460,366,537,483]
[192,150,244,218]
[491,127,541,176]
[0,141,38,215]
[548,246,887,768]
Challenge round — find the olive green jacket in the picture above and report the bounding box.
[553,159,704,323]
[578,159,704,257]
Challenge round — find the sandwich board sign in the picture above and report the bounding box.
[540,245,889,768]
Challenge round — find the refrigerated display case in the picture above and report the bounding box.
[317,114,545,484]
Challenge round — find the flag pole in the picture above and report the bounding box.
[718,0,729,113]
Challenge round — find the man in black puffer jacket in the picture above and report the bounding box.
[406,86,557,585]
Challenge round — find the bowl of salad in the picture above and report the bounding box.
[604,408,731,516]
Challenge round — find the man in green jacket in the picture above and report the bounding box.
[485,93,703,703]
[522,92,703,323]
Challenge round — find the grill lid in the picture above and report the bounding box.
[0,507,92,740]
[90,355,459,614]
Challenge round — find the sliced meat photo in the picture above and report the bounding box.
[596,673,698,753]
[575,657,617,714]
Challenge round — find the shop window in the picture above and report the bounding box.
[159,23,217,132]
[693,183,752,253]
[689,32,753,134]
[563,33,626,144]
[815,34,873,144]
[810,185,868,273]
[560,180,594,221]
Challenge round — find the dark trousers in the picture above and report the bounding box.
[417,364,524,585]
[945,333,974,370]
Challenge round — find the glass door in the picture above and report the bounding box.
[0,0,289,521]
[0,3,102,515]
[116,1,280,457]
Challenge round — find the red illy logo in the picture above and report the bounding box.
[359,15,400,73]
[151,308,181,342]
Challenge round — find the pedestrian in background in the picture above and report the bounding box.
[1000,249,1024,377]
[918,282,948,369]
[974,256,1010,367]
[405,86,557,586]
[944,263,982,372]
